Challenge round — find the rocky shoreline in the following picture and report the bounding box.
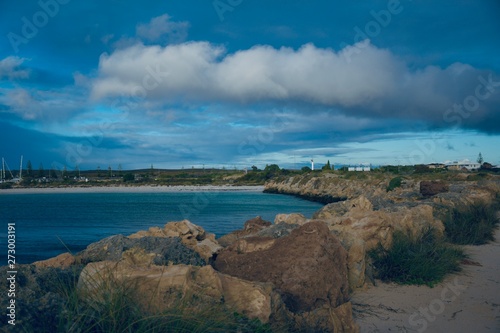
[2,172,499,332]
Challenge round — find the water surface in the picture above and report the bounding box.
[0,191,323,263]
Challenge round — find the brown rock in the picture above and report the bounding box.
[217,216,272,247]
[227,237,276,254]
[33,252,76,269]
[213,221,349,312]
[274,213,308,225]
[315,196,445,290]
[420,180,449,197]
[78,261,274,323]
[128,220,222,261]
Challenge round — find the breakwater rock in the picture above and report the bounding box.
[265,172,500,209]
[264,172,500,289]
[3,219,360,332]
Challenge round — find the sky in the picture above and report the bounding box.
[0,0,499,171]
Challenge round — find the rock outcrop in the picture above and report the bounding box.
[33,252,77,269]
[78,253,275,323]
[213,221,357,331]
[313,195,443,288]
[264,173,500,290]
[78,234,206,266]
[128,219,222,261]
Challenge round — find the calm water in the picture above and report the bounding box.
[0,191,323,264]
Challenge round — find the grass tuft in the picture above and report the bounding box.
[386,177,403,192]
[444,201,500,245]
[369,227,466,287]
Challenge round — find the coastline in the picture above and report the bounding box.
[0,185,265,194]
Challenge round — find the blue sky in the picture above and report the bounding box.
[1,0,499,170]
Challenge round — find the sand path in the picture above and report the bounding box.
[352,227,500,332]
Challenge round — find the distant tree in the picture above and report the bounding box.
[322,160,332,171]
[26,160,33,177]
[38,163,45,178]
[481,162,493,170]
[264,164,281,173]
[251,165,259,172]
[301,166,312,173]
[477,152,484,164]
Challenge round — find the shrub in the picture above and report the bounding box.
[444,201,500,245]
[122,173,135,182]
[369,227,465,286]
[386,177,402,192]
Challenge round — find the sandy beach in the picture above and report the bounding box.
[0,185,265,194]
[352,227,500,332]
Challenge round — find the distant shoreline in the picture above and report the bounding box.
[0,185,265,194]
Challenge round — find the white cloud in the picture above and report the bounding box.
[0,88,41,120]
[90,41,500,131]
[136,14,189,44]
[0,56,30,80]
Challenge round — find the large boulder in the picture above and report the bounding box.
[77,250,275,323]
[33,252,77,269]
[274,213,308,225]
[217,216,272,247]
[420,180,449,197]
[214,221,349,312]
[129,220,222,261]
[78,235,206,266]
[314,195,445,289]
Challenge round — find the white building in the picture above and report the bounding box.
[445,159,481,171]
[348,165,371,172]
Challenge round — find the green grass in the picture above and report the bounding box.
[369,227,466,287]
[386,176,403,192]
[444,201,500,245]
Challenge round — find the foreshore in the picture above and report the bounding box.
[352,226,500,332]
[0,185,265,194]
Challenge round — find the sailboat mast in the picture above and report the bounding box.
[19,155,23,180]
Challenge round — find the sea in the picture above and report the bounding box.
[0,190,323,264]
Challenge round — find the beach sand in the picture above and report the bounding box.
[352,227,500,332]
[0,185,265,194]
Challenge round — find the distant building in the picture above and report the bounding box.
[427,163,445,169]
[446,159,481,171]
[348,164,371,172]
